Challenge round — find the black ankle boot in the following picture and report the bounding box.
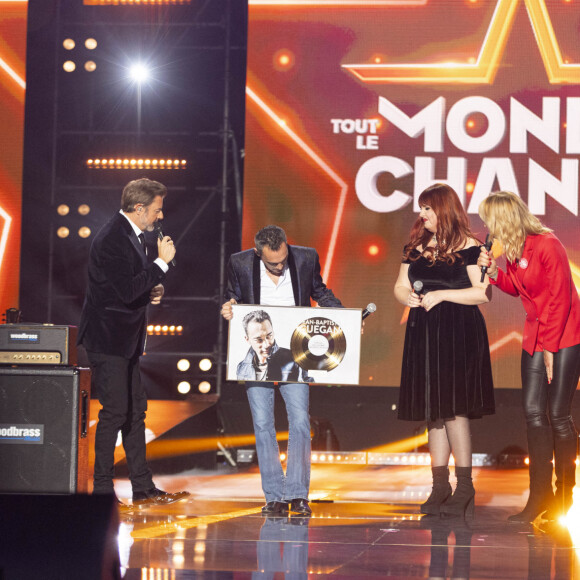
[508,426,554,524]
[421,466,452,515]
[440,466,475,519]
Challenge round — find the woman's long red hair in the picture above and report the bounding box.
[403,183,478,264]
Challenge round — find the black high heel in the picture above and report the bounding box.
[421,466,452,515]
[440,467,475,520]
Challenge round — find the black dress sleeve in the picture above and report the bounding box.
[463,245,481,266]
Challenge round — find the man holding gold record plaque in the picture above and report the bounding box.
[221,225,342,516]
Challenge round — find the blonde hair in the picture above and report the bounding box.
[478,191,552,263]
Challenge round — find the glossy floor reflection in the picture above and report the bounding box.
[114,465,580,579]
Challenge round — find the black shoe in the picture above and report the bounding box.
[440,468,475,520]
[421,466,452,515]
[507,497,551,524]
[132,487,190,507]
[290,498,312,515]
[261,501,289,515]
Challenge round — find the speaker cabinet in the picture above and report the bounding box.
[0,494,120,580]
[0,366,90,493]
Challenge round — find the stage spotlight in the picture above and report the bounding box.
[273,49,295,71]
[85,61,97,72]
[177,381,191,395]
[63,39,75,50]
[199,358,212,372]
[57,227,70,239]
[85,38,97,50]
[129,63,150,84]
[84,0,192,4]
[146,324,183,336]
[198,381,211,394]
[87,157,187,170]
[57,204,69,216]
[177,359,190,372]
[78,204,90,215]
[78,227,91,239]
[63,61,76,72]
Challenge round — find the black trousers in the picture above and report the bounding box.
[520,343,580,439]
[87,351,154,494]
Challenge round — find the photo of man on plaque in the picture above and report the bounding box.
[236,309,313,383]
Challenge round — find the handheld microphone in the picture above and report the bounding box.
[362,303,376,320]
[480,233,493,282]
[155,223,176,267]
[412,280,423,294]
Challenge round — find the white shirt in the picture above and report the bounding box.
[259,260,295,306]
[120,210,168,273]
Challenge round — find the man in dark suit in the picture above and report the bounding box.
[78,178,189,507]
[221,225,342,516]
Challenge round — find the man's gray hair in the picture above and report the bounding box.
[121,178,167,212]
[254,225,287,255]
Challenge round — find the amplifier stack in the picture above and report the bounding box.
[0,323,90,494]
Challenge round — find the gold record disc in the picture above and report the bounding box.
[290,317,346,371]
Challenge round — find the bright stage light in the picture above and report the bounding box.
[177,359,190,372]
[129,63,150,83]
[86,157,187,170]
[198,381,211,394]
[177,381,191,395]
[147,324,184,336]
[199,358,212,372]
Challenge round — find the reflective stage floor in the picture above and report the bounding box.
[112,464,580,579]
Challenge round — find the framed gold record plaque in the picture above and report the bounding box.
[226,305,362,385]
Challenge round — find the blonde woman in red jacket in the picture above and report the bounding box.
[478,191,580,523]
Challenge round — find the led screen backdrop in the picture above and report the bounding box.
[243,0,580,388]
[0,1,26,317]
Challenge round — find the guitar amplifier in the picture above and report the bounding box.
[0,324,78,365]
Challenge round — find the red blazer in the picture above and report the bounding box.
[491,233,580,355]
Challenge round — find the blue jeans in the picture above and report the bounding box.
[246,382,311,503]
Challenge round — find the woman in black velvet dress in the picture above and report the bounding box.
[394,183,495,518]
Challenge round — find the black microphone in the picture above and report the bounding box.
[362,303,376,320]
[410,281,423,327]
[480,233,493,282]
[155,223,176,267]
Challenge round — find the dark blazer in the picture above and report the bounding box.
[491,233,580,355]
[236,343,312,383]
[226,245,342,308]
[78,212,166,358]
